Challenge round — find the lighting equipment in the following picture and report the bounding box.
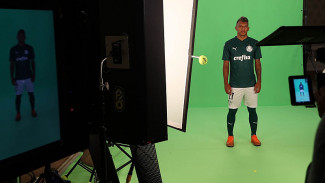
[164,0,203,132]
[257,26,325,106]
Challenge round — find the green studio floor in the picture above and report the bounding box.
[63,106,320,183]
[0,88,60,161]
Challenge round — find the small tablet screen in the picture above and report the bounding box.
[289,75,315,106]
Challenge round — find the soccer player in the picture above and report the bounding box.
[10,29,37,121]
[300,82,305,97]
[222,17,262,147]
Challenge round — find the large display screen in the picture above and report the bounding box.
[0,9,60,161]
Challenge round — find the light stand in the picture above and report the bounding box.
[88,58,119,183]
[89,57,163,183]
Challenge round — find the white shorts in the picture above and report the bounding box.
[15,78,34,95]
[228,87,258,109]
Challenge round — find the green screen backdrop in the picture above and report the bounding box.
[190,0,303,107]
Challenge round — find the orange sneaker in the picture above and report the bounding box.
[226,136,234,147]
[15,113,21,121]
[251,135,261,146]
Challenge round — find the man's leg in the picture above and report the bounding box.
[26,78,37,117]
[15,95,22,121]
[244,87,261,146]
[15,80,24,121]
[28,92,35,108]
[247,107,258,135]
[227,108,238,136]
[226,88,244,147]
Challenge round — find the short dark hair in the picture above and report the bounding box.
[237,16,248,24]
[17,29,25,35]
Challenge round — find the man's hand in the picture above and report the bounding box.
[254,82,261,93]
[225,83,232,95]
[11,78,16,86]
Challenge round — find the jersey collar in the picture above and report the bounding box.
[235,36,250,42]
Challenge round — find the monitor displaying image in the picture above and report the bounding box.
[293,78,311,103]
[0,8,60,161]
[288,75,315,106]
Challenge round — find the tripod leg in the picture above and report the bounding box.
[65,158,82,177]
[89,168,95,182]
[89,133,119,183]
[130,144,162,183]
[36,164,51,183]
[126,163,135,183]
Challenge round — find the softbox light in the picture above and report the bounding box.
[164,0,199,132]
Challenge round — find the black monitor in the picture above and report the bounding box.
[0,7,60,162]
[0,2,92,180]
[288,75,315,106]
[0,7,63,181]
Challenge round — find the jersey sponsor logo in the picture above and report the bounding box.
[246,45,253,52]
[16,56,29,62]
[233,55,251,61]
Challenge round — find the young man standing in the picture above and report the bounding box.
[300,82,305,97]
[10,29,37,121]
[222,17,262,147]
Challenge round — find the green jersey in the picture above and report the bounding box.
[222,36,262,88]
[10,44,35,80]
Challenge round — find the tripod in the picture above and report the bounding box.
[35,164,68,183]
[88,58,162,183]
[88,58,121,183]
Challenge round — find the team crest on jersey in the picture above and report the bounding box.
[246,45,253,52]
[24,50,29,55]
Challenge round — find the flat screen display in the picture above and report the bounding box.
[294,78,311,103]
[288,75,315,106]
[0,8,60,161]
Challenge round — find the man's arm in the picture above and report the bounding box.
[9,48,16,85]
[254,59,261,93]
[223,60,231,94]
[10,62,16,85]
[31,59,35,82]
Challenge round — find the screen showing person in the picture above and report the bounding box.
[288,75,315,106]
[294,78,311,103]
[0,9,60,161]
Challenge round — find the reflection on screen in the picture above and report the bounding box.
[293,78,310,103]
[0,9,60,161]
